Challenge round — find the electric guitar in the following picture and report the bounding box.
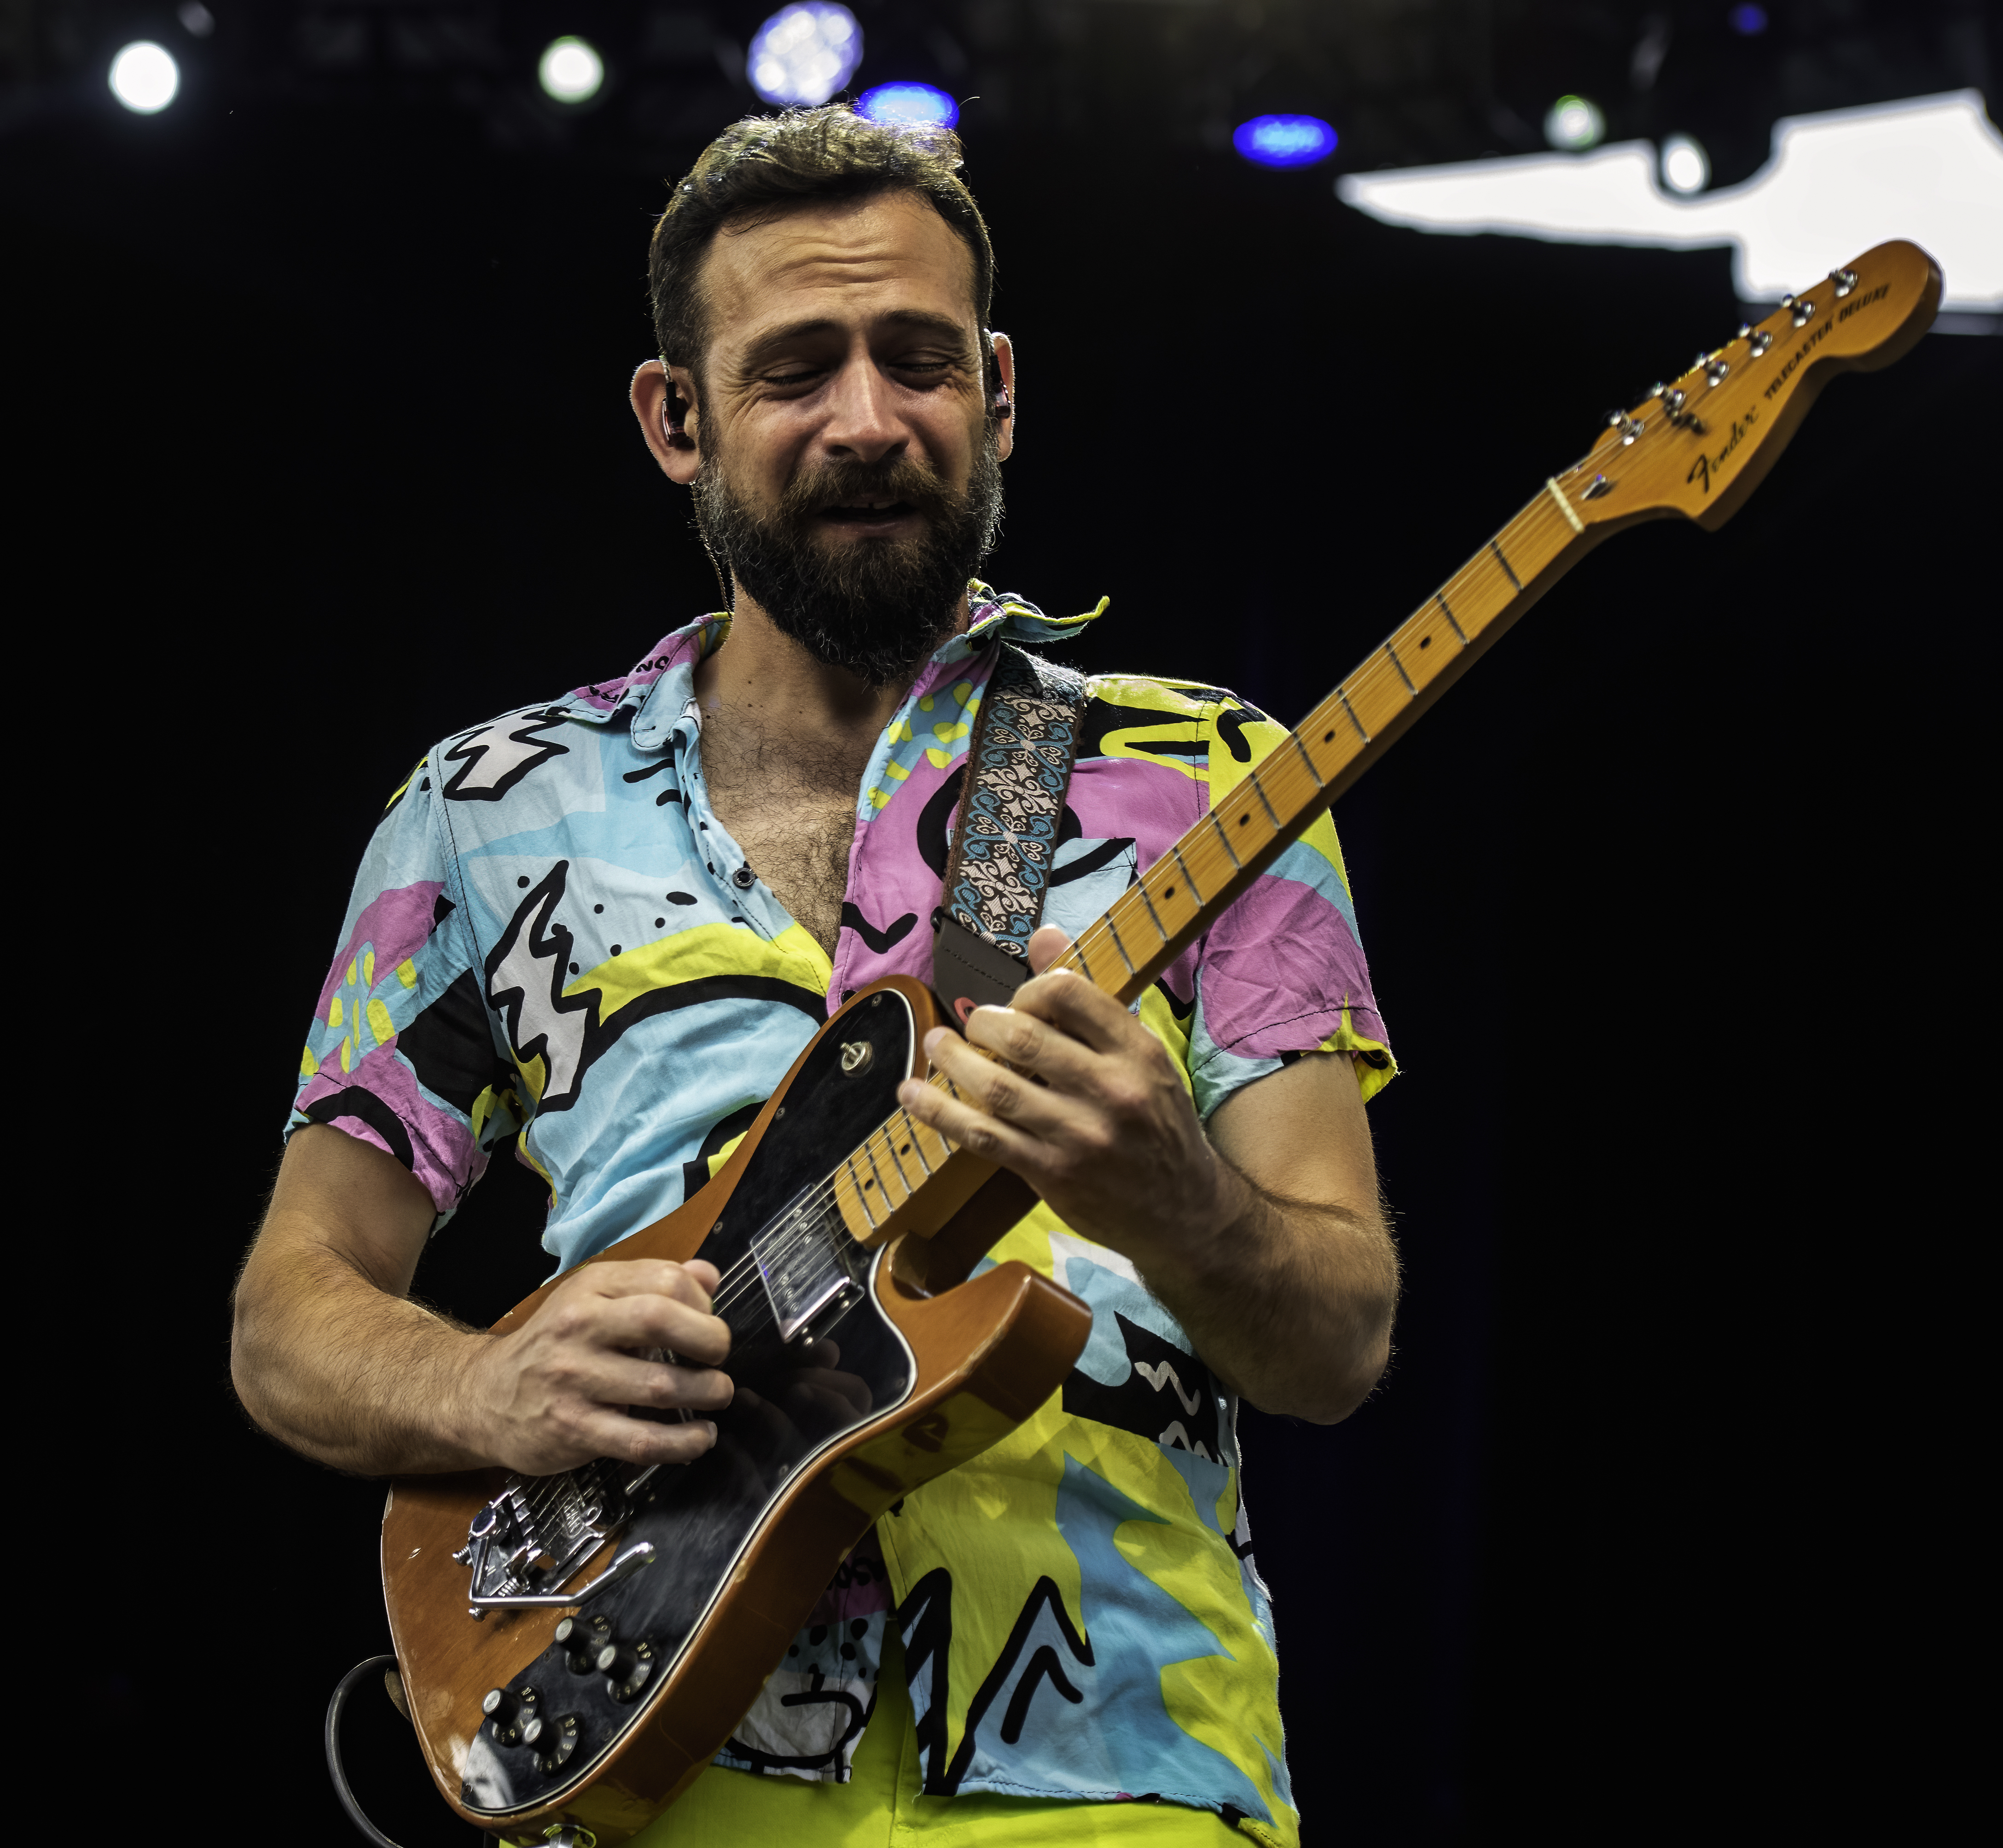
[379,240,1940,1844]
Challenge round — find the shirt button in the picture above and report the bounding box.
[731,866,755,890]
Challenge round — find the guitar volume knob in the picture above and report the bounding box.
[554,1612,609,1674]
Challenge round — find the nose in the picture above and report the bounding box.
[819,351,909,467]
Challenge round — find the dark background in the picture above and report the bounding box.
[8,1,1993,1841]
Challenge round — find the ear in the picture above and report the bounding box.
[991,332,1016,465]
[630,359,703,486]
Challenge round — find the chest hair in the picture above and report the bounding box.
[698,724,867,961]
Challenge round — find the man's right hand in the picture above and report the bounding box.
[232,1125,733,1478]
[459,1259,732,1476]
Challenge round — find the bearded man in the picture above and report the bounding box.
[232,106,1399,1848]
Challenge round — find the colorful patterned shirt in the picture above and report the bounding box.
[287,586,1393,1847]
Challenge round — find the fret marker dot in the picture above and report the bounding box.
[1324,731,1335,742]
[1420,635,1432,648]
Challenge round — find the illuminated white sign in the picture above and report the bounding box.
[1336,91,2003,313]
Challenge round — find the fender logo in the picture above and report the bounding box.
[1685,405,1759,495]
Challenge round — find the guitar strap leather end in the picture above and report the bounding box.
[932,910,1033,1027]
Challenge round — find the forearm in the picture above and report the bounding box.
[231,1218,496,1476]
[1138,1159,1398,1424]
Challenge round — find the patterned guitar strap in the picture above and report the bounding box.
[930,642,1089,1024]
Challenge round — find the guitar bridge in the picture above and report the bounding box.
[456,1462,658,1618]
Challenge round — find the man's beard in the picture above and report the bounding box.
[692,436,1004,690]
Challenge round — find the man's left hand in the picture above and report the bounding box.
[897,925,1246,1276]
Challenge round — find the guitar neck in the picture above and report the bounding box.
[830,479,1598,1252]
[1052,478,1597,1005]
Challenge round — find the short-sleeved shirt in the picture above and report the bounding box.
[288,585,1393,1848]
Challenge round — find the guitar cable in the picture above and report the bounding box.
[327,1653,493,1846]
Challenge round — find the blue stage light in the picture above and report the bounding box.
[857,83,958,130]
[748,4,863,108]
[1728,4,1769,35]
[1233,115,1339,170]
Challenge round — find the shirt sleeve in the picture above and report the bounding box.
[284,755,526,1226]
[1186,696,1396,1121]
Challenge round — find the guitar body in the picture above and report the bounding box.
[381,975,1091,1843]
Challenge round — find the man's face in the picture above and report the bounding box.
[680,191,1009,687]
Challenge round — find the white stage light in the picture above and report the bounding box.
[538,37,604,104]
[110,41,179,114]
[1661,134,1709,194]
[1544,95,1604,152]
[748,4,863,109]
[1336,92,2003,314]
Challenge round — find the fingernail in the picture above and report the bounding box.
[704,1420,718,1442]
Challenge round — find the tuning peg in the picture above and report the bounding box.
[1702,354,1730,386]
[1781,292,1815,327]
[1739,325,1774,355]
[1830,267,1859,296]
[1604,411,1645,445]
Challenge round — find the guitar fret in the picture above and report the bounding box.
[1384,642,1417,696]
[1487,538,1522,591]
[1249,771,1281,829]
[1170,844,1205,906]
[1436,593,1468,645]
[1208,811,1243,870]
[1337,687,1370,742]
[1073,935,1097,984]
[863,1135,901,1207]
[843,1155,879,1228]
[1135,874,1169,941]
[1104,910,1137,974]
[900,1111,934,1177]
[1289,732,1325,787]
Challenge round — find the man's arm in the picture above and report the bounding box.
[900,928,1398,1423]
[231,1125,732,1476]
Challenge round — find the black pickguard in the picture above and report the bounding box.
[459,991,918,1815]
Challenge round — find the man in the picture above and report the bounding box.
[233,106,1399,1846]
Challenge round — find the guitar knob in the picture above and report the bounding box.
[482,1687,520,1727]
[596,1636,657,1701]
[554,1613,609,1673]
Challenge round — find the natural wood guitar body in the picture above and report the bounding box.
[382,976,1087,1842]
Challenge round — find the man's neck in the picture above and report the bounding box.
[692,591,969,790]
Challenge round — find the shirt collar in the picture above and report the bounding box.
[543,583,1109,754]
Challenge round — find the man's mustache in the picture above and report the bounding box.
[775,457,957,526]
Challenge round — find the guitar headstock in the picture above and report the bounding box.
[1558,239,1941,533]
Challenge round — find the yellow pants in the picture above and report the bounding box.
[628,1635,1242,1847]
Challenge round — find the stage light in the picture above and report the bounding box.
[109,41,179,114]
[1232,115,1339,170]
[1544,95,1605,151]
[1661,134,1710,193]
[1335,91,2003,315]
[857,83,957,130]
[538,36,604,105]
[748,4,863,108]
[1729,4,1768,35]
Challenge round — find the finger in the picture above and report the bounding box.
[605,1355,735,1414]
[584,1259,718,1314]
[921,1029,1074,1140]
[563,1406,720,1470]
[1011,965,1139,1053]
[899,1063,1045,1173]
[961,1000,1099,1093]
[1027,925,1073,974]
[577,1293,733,1366]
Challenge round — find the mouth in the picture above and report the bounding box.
[815,499,921,533]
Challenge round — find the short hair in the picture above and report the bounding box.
[648,105,998,396]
